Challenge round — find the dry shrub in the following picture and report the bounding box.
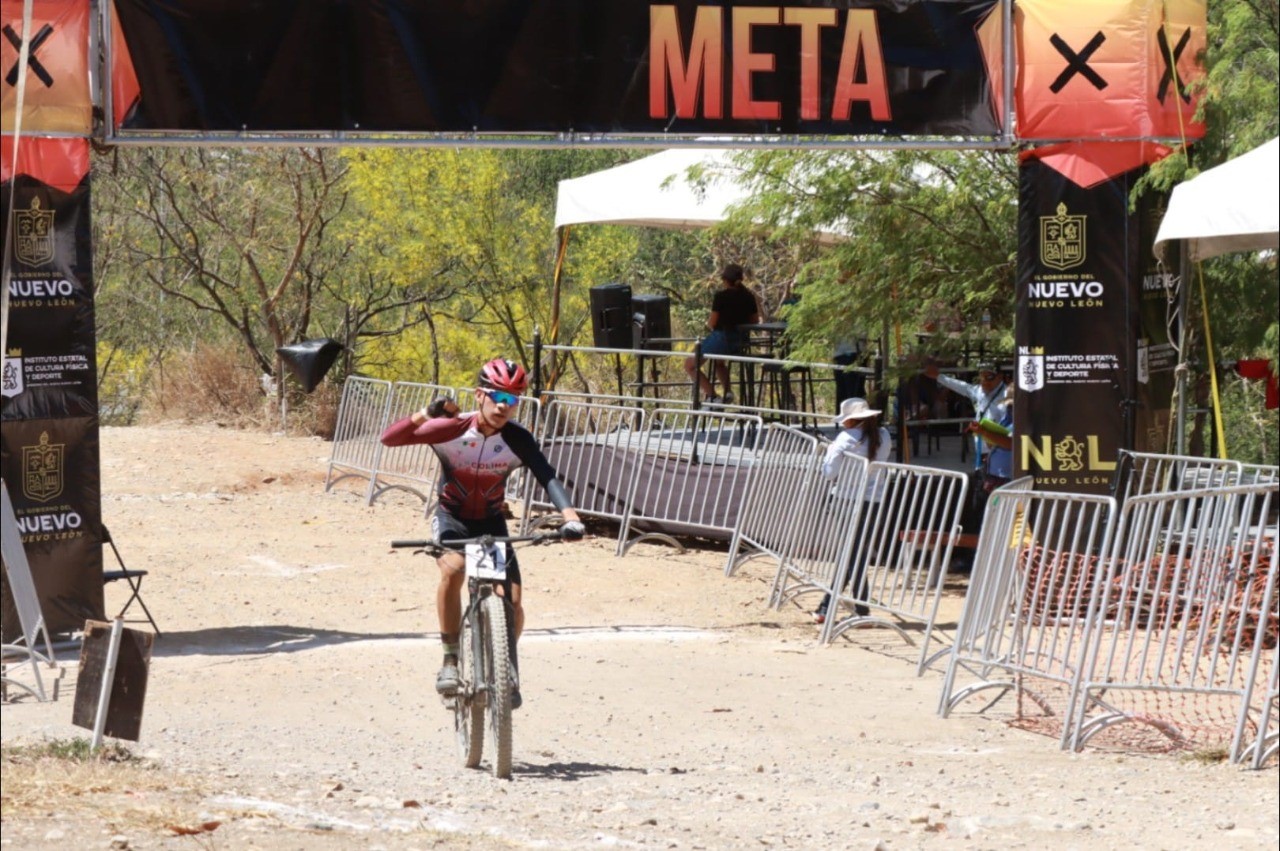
[289,379,341,439]
[140,342,269,428]
[136,342,340,438]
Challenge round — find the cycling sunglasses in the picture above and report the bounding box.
[483,389,521,407]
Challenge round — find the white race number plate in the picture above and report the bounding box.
[465,543,507,581]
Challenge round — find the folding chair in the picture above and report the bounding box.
[102,526,160,635]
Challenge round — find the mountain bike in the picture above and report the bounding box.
[391,530,566,779]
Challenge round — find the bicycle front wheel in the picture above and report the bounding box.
[455,613,484,768]
[480,595,514,779]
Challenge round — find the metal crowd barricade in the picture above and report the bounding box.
[1239,463,1280,486]
[617,407,763,556]
[520,398,649,530]
[1112,450,1243,503]
[1066,481,1278,759]
[725,424,823,578]
[1242,656,1279,768]
[368,381,458,505]
[767,447,869,617]
[938,483,1117,745]
[949,476,1037,677]
[542,388,691,411]
[325,376,393,504]
[819,461,969,675]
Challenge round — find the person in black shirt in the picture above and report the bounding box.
[683,264,760,404]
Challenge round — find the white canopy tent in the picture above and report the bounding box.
[554,148,848,244]
[1152,136,1280,460]
[1154,137,1280,261]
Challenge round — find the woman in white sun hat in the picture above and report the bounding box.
[813,397,892,624]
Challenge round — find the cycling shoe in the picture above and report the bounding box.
[436,663,460,696]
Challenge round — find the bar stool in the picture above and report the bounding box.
[760,362,815,417]
[738,322,787,409]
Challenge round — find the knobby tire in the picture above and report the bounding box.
[456,609,484,768]
[480,595,514,779]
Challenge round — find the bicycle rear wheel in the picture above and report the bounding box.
[480,595,514,779]
[455,612,484,768]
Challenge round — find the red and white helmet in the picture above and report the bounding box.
[478,357,528,394]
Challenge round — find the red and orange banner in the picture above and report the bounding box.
[1016,0,1205,141]
[1,0,138,135]
[1,0,92,135]
[4,1,1206,143]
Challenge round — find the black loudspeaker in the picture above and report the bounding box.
[631,294,672,351]
[590,283,633,349]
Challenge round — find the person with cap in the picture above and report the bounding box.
[684,263,760,405]
[923,359,1008,571]
[813,397,893,624]
[923,359,1007,473]
[973,385,1015,493]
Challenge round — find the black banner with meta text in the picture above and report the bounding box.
[1014,159,1159,495]
[111,0,1001,137]
[1,171,104,640]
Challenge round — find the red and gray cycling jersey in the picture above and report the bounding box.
[380,413,567,520]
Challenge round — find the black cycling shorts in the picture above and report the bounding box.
[430,510,523,587]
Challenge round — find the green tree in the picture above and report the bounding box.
[723,150,1017,366]
[94,147,350,387]
[341,148,652,389]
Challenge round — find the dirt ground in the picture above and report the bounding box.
[2,423,1277,850]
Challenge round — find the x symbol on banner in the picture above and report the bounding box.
[3,23,55,88]
[1156,27,1192,104]
[1049,32,1108,93]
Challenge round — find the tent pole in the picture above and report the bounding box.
[549,226,570,388]
[1173,239,1189,455]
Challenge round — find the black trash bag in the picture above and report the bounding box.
[277,339,344,394]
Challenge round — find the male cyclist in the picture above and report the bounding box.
[381,357,585,707]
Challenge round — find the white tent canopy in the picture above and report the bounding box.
[1154,137,1280,261]
[554,148,847,244]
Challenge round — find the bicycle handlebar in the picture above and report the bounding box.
[391,530,567,552]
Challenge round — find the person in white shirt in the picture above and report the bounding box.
[924,359,1007,471]
[814,397,893,624]
[923,359,1008,573]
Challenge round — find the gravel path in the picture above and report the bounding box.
[2,424,1276,850]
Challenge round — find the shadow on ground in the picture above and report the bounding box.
[514,760,651,781]
[144,625,426,657]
